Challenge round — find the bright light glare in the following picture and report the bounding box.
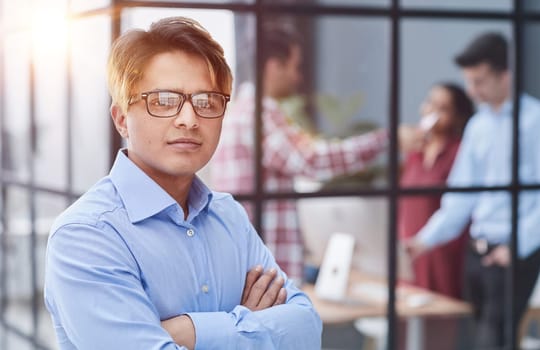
[31,7,69,56]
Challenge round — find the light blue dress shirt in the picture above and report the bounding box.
[44,150,322,350]
[417,94,540,258]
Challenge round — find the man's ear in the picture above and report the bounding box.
[110,104,128,138]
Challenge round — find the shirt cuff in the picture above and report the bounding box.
[187,311,237,349]
[416,224,439,248]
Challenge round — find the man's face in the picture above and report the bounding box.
[462,62,509,107]
[111,51,223,185]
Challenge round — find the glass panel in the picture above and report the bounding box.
[524,0,540,12]
[71,15,111,193]
[400,19,512,125]
[2,0,32,30]
[37,300,58,350]
[205,58,256,193]
[299,196,390,347]
[3,33,31,182]
[299,196,389,276]
[258,15,390,194]
[523,23,540,101]
[401,0,512,11]
[206,11,255,192]
[396,188,470,347]
[4,188,32,334]
[2,329,35,350]
[33,4,69,189]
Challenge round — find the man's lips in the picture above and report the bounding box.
[167,137,202,150]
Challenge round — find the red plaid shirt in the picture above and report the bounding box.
[211,83,388,282]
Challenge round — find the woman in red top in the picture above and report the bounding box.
[399,83,474,299]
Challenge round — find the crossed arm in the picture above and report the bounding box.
[161,267,287,349]
[45,218,321,349]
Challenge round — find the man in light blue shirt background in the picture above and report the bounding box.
[406,32,540,348]
[44,16,322,350]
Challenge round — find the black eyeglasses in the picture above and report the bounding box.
[129,90,230,119]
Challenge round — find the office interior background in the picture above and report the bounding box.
[1,0,540,349]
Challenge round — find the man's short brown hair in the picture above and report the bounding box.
[107,16,233,113]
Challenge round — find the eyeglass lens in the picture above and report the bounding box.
[146,91,226,118]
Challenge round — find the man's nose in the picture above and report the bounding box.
[173,101,199,129]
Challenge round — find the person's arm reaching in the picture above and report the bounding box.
[262,102,388,181]
[262,103,424,182]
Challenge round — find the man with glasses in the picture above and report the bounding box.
[406,32,540,349]
[44,17,321,349]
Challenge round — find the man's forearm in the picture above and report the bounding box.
[161,315,196,349]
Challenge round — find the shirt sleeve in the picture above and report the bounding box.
[417,124,479,248]
[263,104,388,181]
[187,202,322,350]
[44,222,186,350]
[517,117,540,258]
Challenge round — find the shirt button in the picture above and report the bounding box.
[186,228,195,237]
[201,284,209,293]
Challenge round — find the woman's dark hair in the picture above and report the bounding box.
[439,82,475,135]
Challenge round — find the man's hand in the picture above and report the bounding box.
[403,237,429,260]
[482,245,510,267]
[241,266,287,311]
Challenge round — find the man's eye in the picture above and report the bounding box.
[194,99,211,109]
[151,97,177,107]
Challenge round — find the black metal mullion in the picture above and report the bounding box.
[386,0,400,348]
[508,0,523,348]
[252,0,264,235]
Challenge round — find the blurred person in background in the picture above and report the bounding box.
[406,32,540,349]
[398,82,474,350]
[399,82,474,298]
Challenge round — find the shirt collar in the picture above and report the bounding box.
[109,149,213,223]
